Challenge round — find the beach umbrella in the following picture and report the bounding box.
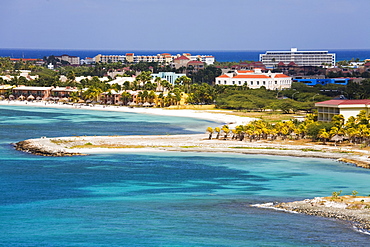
[143,102,151,107]
[330,135,344,146]
[8,95,14,100]
[0,95,5,100]
[18,95,25,101]
[27,95,35,101]
[60,97,69,102]
[36,96,42,101]
[78,99,85,103]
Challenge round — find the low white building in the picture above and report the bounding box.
[315,99,370,122]
[215,69,292,90]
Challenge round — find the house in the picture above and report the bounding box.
[315,99,370,122]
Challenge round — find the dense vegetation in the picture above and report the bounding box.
[1,57,370,111]
[207,110,370,146]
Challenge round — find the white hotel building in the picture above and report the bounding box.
[215,69,292,90]
[260,48,336,68]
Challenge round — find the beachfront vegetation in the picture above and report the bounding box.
[207,110,370,147]
[1,57,370,112]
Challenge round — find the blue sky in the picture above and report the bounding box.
[1,0,369,50]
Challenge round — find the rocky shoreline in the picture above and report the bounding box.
[14,139,86,157]
[254,196,370,232]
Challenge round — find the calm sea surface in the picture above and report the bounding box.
[1,105,370,246]
[1,48,370,62]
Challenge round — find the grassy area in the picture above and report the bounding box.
[206,109,305,122]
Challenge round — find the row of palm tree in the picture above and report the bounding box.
[207,111,370,146]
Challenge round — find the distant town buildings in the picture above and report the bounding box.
[260,48,336,68]
[94,53,215,65]
[215,69,292,90]
[55,55,80,65]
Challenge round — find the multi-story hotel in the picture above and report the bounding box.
[260,48,336,68]
[215,69,292,90]
[94,53,215,65]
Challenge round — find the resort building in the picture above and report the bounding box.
[315,99,370,122]
[12,86,52,100]
[215,69,292,90]
[260,48,336,68]
[94,53,215,65]
[51,87,79,98]
[55,55,80,66]
[173,55,190,69]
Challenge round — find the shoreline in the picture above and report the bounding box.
[14,133,370,168]
[0,100,253,127]
[6,101,370,235]
[252,196,370,233]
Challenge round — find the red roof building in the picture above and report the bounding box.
[315,99,370,122]
[215,69,291,89]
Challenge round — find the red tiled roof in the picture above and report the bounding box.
[217,74,230,78]
[174,55,190,60]
[316,99,370,105]
[233,75,270,79]
[188,60,203,64]
[10,58,38,61]
[126,53,134,56]
[237,70,254,73]
[274,74,290,78]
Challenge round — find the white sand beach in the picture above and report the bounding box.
[0,100,253,126]
[5,100,370,168]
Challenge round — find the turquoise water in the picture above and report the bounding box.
[1,105,370,246]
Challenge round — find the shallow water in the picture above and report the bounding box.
[1,105,370,246]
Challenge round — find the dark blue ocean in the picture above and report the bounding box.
[1,105,370,246]
[1,48,370,62]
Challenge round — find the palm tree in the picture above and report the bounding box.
[318,129,330,144]
[222,125,230,139]
[206,127,214,140]
[214,127,221,139]
[120,91,133,105]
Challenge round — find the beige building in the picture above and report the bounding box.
[315,99,370,122]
